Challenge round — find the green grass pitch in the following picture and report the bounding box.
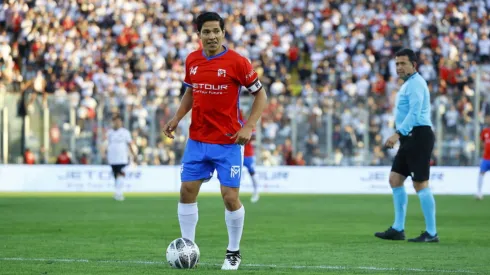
[0,193,489,274]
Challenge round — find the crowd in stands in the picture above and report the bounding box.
[0,0,489,166]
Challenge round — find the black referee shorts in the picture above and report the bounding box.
[111,164,127,178]
[391,126,435,182]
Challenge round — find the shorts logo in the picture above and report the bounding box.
[411,172,414,178]
[230,166,240,178]
[181,164,184,174]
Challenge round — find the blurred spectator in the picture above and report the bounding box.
[0,0,489,166]
[56,149,72,165]
[23,148,35,164]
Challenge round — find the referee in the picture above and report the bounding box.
[375,48,439,243]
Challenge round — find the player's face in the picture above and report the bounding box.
[112,118,122,129]
[199,21,225,54]
[395,56,416,79]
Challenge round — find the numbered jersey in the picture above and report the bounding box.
[183,46,262,144]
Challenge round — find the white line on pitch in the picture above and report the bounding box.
[0,257,476,273]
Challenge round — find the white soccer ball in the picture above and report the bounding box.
[166,238,200,269]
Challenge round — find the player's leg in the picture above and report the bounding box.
[178,180,204,242]
[213,144,244,270]
[244,157,259,203]
[112,165,126,201]
[408,128,439,242]
[476,160,489,200]
[178,139,214,242]
[374,147,408,240]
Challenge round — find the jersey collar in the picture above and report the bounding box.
[403,71,418,81]
[202,45,228,61]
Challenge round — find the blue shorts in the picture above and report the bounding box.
[181,139,244,188]
[243,157,256,174]
[480,159,490,173]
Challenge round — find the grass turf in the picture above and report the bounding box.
[0,193,489,274]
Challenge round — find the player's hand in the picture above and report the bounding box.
[384,133,400,149]
[231,125,253,145]
[163,117,179,139]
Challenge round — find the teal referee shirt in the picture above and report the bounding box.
[394,72,432,136]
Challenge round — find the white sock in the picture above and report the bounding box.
[178,202,198,242]
[478,174,484,196]
[251,174,258,194]
[225,205,245,251]
[115,177,123,196]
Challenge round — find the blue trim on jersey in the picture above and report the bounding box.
[202,45,228,61]
[183,82,192,88]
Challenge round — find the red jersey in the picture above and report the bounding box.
[183,46,262,144]
[481,128,490,160]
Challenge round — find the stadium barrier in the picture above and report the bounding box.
[0,165,484,195]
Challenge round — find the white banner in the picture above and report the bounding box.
[0,165,486,195]
[0,165,179,192]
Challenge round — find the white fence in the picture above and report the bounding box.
[0,165,485,195]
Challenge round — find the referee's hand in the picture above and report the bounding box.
[384,133,400,149]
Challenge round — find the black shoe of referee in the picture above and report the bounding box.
[374,227,406,240]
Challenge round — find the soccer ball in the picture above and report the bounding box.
[166,238,200,269]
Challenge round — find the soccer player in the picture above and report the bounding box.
[239,109,260,203]
[375,48,439,242]
[105,115,137,201]
[163,12,267,270]
[477,116,490,200]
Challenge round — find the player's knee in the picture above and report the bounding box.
[389,172,405,188]
[221,188,241,210]
[180,181,201,203]
[413,180,429,192]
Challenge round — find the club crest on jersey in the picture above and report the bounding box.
[190,66,198,75]
[217,69,226,77]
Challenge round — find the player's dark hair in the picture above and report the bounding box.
[196,12,224,32]
[395,48,417,63]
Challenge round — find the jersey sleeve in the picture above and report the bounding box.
[183,56,193,89]
[236,56,262,94]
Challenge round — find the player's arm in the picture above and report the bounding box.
[243,88,267,131]
[163,87,193,139]
[397,82,423,136]
[128,142,138,160]
[126,131,138,161]
[232,57,268,144]
[164,53,194,139]
[174,87,193,121]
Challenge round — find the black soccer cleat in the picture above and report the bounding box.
[374,227,406,240]
[408,231,439,243]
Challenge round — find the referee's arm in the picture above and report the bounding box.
[397,82,424,136]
